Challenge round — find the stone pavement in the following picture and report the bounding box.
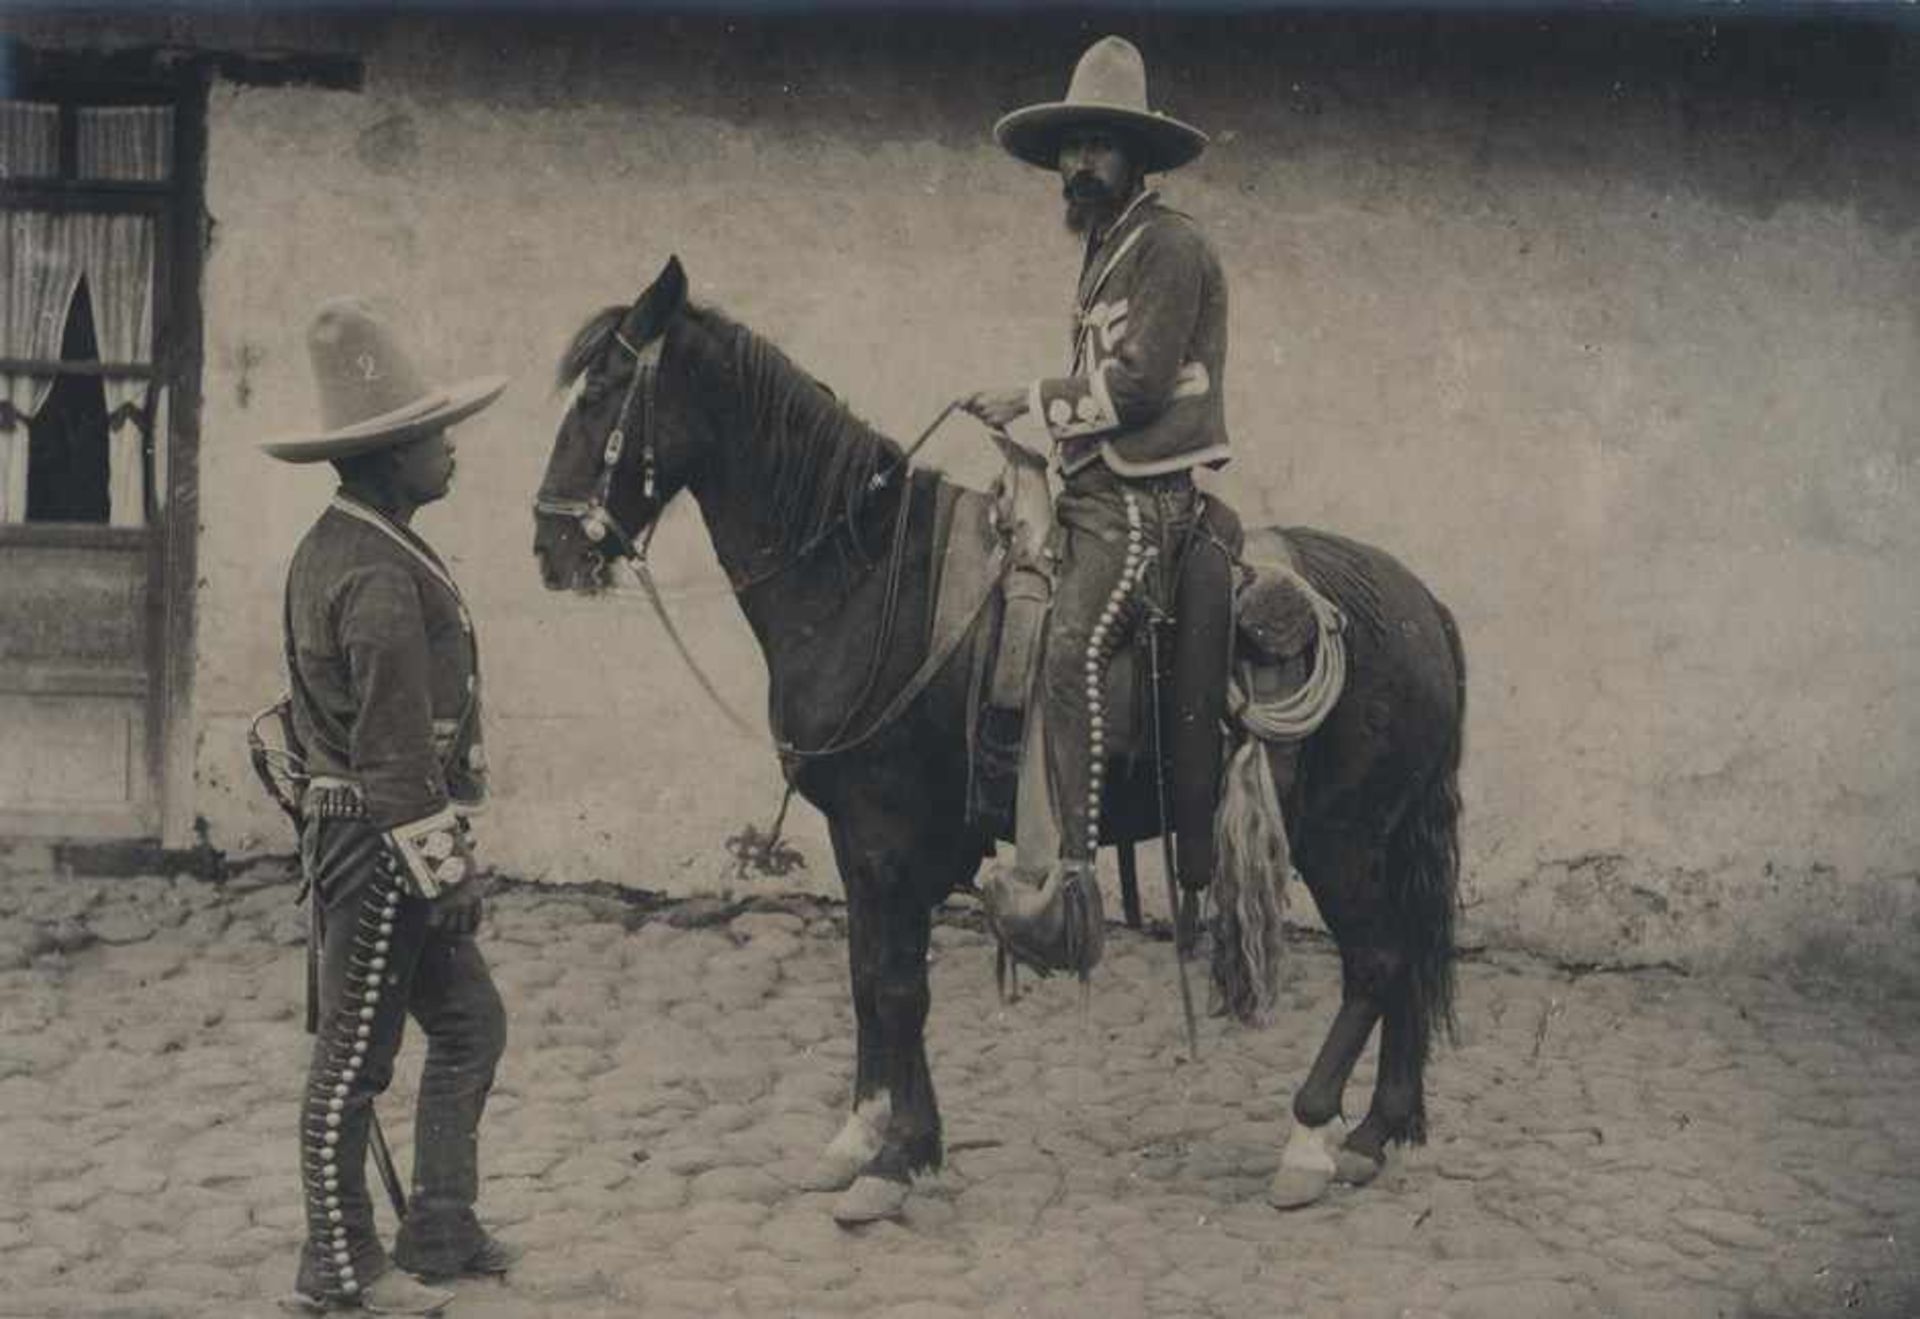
[1,863,1917,1319]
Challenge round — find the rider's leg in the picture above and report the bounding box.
[1044,477,1145,866]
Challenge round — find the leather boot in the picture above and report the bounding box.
[282,1266,453,1315]
[982,858,1105,978]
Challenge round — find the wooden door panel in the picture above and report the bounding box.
[0,692,145,803]
[0,527,153,834]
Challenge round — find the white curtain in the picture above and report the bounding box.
[77,106,173,183]
[0,102,58,179]
[0,211,84,523]
[0,107,72,521]
[0,213,157,525]
[0,106,167,524]
[75,216,156,527]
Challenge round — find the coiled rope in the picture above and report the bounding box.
[1232,563,1349,743]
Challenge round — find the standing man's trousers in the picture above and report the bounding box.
[294,817,507,1301]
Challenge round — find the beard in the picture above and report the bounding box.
[1062,173,1127,236]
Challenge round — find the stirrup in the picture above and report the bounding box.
[981,859,1105,982]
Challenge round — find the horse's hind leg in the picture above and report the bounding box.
[1269,830,1400,1209]
[1347,753,1459,1164]
[1345,989,1424,1167]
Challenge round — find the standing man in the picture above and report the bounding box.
[966,36,1233,943]
[264,299,510,1315]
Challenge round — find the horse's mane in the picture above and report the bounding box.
[556,301,905,559]
[686,304,905,558]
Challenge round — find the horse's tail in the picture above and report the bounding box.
[1210,736,1291,1027]
[1387,598,1467,1143]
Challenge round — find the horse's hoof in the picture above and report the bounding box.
[798,1149,866,1193]
[1267,1164,1332,1210]
[832,1175,909,1225]
[800,1099,890,1192]
[1268,1115,1343,1210]
[1333,1145,1384,1187]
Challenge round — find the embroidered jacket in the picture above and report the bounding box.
[283,493,486,889]
[1019,190,1231,477]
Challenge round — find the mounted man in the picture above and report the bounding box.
[527,32,1462,1226]
[963,35,1238,963]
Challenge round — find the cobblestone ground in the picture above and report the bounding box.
[1,863,1917,1319]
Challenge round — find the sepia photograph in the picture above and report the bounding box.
[1,1,1916,1315]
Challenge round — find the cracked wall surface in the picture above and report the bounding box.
[20,13,1918,973]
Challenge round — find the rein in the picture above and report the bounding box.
[724,398,962,595]
[536,325,980,761]
[536,328,764,740]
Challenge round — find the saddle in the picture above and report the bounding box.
[924,444,1342,985]
[926,441,1331,847]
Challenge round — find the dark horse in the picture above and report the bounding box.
[533,257,1467,1221]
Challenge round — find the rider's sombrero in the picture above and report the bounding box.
[994,36,1208,175]
[260,297,508,464]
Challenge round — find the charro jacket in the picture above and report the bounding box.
[283,493,487,849]
[1023,190,1231,478]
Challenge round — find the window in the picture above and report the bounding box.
[27,277,110,521]
[2,98,171,526]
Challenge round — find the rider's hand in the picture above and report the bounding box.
[961,388,1030,430]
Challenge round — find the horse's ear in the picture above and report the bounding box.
[624,255,688,343]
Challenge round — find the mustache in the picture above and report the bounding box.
[1062,172,1116,202]
[1062,173,1125,235]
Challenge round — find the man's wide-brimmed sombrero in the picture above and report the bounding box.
[260,297,508,464]
[994,36,1208,175]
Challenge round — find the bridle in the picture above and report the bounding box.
[533,326,662,567]
[533,324,774,741]
[535,318,968,596]
[531,316,982,761]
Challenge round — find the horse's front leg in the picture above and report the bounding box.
[833,871,941,1224]
[801,817,944,1221]
[800,881,892,1193]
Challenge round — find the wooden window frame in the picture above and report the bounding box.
[2,54,208,844]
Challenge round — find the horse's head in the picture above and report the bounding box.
[533,255,712,593]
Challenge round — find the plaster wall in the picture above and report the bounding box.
[174,17,1920,977]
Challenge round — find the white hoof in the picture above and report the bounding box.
[1267,1115,1346,1211]
[832,1174,909,1225]
[800,1095,889,1193]
[1266,1164,1332,1210]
